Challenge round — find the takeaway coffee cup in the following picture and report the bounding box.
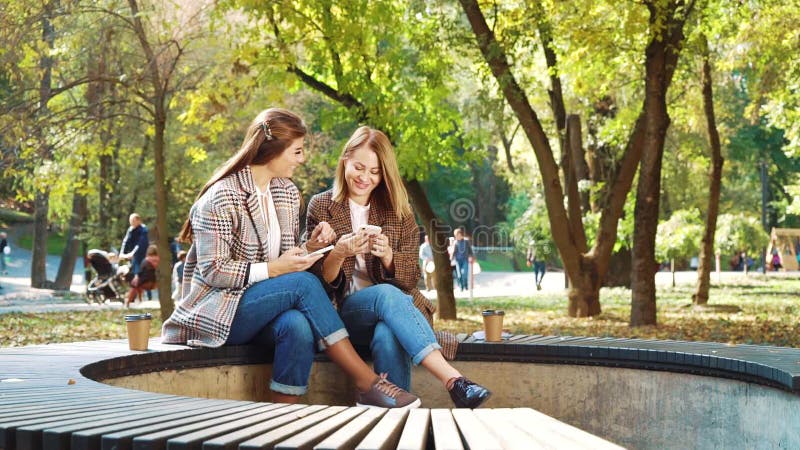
[482,309,505,342]
[125,313,152,351]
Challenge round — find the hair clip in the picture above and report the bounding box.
[261,120,273,141]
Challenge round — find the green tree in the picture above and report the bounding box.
[458,0,696,319]
[655,209,703,287]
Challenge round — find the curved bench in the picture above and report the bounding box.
[2,335,800,449]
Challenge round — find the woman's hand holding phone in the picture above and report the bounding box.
[333,232,370,258]
[270,247,324,277]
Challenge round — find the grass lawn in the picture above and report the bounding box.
[436,275,800,348]
[2,275,799,348]
[16,231,68,255]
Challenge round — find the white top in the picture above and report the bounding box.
[349,198,373,294]
[249,175,282,284]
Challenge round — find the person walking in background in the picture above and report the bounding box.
[127,244,159,307]
[162,109,420,409]
[452,227,473,292]
[171,250,187,304]
[120,213,150,298]
[419,234,434,291]
[307,126,490,408]
[0,231,8,275]
[527,243,546,290]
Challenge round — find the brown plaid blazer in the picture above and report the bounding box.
[307,190,458,358]
[161,167,300,347]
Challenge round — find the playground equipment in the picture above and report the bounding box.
[765,227,800,271]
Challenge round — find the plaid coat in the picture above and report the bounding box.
[161,167,300,347]
[307,190,458,358]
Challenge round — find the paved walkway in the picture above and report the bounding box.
[0,228,783,314]
[0,228,159,314]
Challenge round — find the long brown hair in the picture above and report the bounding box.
[178,108,307,242]
[332,126,412,219]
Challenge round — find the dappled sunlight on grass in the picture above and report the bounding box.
[434,277,800,348]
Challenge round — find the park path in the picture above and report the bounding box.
[0,225,784,314]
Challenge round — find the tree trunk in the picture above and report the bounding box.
[31,192,50,288]
[31,4,55,289]
[459,0,652,318]
[153,108,174,319]
[568,269,602,317]
[630,1,692,327]
[693,36,724,306]
[406,180,457,320]
[54,177,87,290]
[604,248,632,287]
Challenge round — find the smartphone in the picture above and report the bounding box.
[359,224,382,235]
[306,245,334,257]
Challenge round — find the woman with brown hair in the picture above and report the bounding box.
[162,109,419,409]
[307,126,491,408]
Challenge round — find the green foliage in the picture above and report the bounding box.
[17,231,68,255]
[655,209,704,262]
[509,193,556,260]
[714,213,769,257]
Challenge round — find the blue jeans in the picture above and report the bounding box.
[339,284,441,391]
[226,271,349,395]
[456,259,469,290]
[533,261,546,285]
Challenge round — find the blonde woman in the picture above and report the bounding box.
[307,126,491,408]
[162,110,419,409]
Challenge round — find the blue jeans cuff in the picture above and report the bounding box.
[411,343,441,365]
[317,328,349,351]
[270,380,308,396]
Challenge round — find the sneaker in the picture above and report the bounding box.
[356,374,421,409]
[448,377,491,408]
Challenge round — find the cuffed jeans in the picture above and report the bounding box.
[340,284,441,390]
[226,271,349,396]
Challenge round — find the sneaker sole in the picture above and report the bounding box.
[357,397,422,410]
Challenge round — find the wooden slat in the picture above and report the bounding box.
[0,396,185,450]
[312,407,386,450]
[131,404,282,450]
[274,406,365,449]
[473,409,548,450]
[510,408,624,449]
[237,406,347,450]
[430,409,463,450]
[16,398,203,450]
[199,404,318,450]
[70,401,241,450]
[42,399,214,450]
[354,408,408,450]
[164,403,299,450]
[100,404,264,450]
[450,409,503,450]
[0,392,150,418]
[395,408,430,450]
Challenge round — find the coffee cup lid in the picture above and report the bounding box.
[481,309,505,316]
[125,313,153,321]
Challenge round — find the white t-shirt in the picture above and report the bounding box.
[349,198,374,294]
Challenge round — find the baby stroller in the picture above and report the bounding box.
[85,249,130,304]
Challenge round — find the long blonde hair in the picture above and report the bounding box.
[332,126,412,219]
[179,108,307,242]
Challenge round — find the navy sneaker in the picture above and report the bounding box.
[449,377,491,408]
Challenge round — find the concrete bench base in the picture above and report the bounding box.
[101,358,800,449]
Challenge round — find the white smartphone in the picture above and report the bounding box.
[306,245,334,257]
[359,224,382,235]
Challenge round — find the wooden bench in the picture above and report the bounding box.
[3,334,800,449]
